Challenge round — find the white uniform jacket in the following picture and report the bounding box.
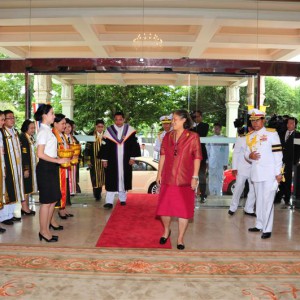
[232,136,251,177]
[245,127,282,182]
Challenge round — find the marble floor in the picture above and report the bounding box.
[0,194,299,251]
[1,169,300,300]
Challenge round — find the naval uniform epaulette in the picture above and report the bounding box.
[246,131,253,136]
[266,128,276,132]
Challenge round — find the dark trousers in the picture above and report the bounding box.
[199,161,207,199]
[275,165,293,204]
[93,187,102,200]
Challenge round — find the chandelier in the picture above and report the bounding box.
[133,32,163,48]
[133,0,163,49]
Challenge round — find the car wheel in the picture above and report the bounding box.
[148,182,158,194]
[227,180,236,195]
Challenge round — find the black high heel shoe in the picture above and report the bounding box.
[49,224,64,230]
[177,244,185,250]
[52,235,59,241]
[66,213,74,217]
[159,230,171,245]
[38,232,57,243]
[21,209,35,216]
[58,212,68,219]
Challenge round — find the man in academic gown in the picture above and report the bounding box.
[100,112,141,209]
[84,119,105,201]
[1,110,25,224]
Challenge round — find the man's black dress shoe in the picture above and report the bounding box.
[248,227,261,232]
[103,203,113,209]
[0,227,6,233]
[49,224,64,230]
[244,212,257,217]
[1,219,14,225]
[228,210,234,216]
[261,232,272,239]
[177,244,185,250]
[11,217,21,222]
[159,230,171,245]
[120,202,126,206]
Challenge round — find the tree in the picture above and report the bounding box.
[264,77,298,117]
[73,85,187,133]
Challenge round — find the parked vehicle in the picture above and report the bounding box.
[131,158,247,196]
[131,157,159,194]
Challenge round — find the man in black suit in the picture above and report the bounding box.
[191,110,209,202]
[275,117,300,206]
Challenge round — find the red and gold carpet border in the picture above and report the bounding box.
[1,245,300,278]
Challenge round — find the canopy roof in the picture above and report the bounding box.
[0,0,300,85]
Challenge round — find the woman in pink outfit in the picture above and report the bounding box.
[156,109,202,250]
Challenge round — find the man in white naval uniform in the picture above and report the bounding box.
[153,114,172,160]
[228,131,256,216]
[246,109,283,239]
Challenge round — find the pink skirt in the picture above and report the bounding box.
[156,184,195,219]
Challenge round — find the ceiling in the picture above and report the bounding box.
[0,0,300,86]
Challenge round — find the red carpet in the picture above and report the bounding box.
[96,193,172,249]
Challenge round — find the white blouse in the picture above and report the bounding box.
[36,123,57,158]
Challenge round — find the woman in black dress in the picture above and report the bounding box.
[34,104,69,242]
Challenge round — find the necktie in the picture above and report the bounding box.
[286,131,291,142]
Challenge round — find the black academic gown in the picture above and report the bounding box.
[99,124,141,191]
[19,132,35,194]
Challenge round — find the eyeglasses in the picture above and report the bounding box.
[5,117,15,120]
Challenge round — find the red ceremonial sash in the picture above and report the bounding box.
[52,128,69,208]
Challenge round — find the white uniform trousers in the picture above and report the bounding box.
[105,191,127,204]
[229,174,256,213]
[253,180,276,233]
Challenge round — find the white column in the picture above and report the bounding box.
[33,75,52,104]
[246,77,255,109]
[61,84,75,119]
[225,86,240,138]
[259,75,267,113]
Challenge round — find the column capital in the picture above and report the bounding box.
[33,75,52,104]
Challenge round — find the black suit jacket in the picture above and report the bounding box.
[191,122,209,160]
[282,130,300,167]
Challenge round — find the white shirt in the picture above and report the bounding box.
[285,130,294,142]
[36,123,58,158]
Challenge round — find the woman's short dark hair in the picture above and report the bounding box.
[21,119,34,133]
[65,118,74,126]
[0,110,4,116]
[95,119,104,125]
[34,104,52,121]
[173,109,193,129]
[54,113,66,124]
